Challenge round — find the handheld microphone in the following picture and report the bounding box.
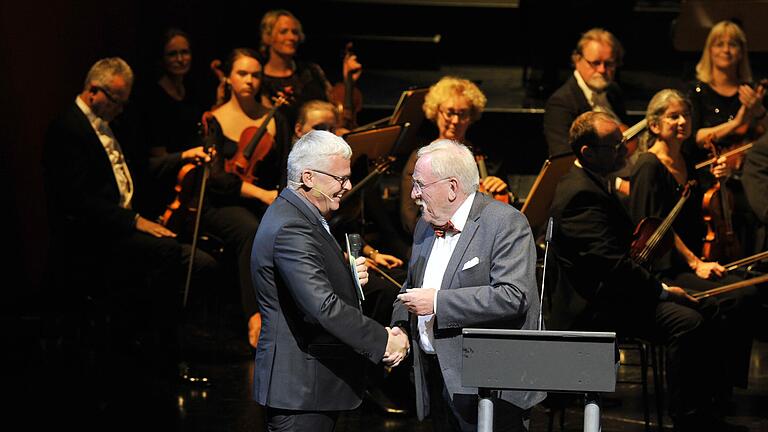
[348,233,363,259]
[538,217,554,331]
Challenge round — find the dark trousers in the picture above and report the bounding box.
[265,407,338,432]
[424,354,529,432]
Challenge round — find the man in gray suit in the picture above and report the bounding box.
[251,130,409,432]
[392,139,546,431]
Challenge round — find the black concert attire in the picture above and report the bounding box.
[201,113,292,318]
[686,80,766,254]
[549,164,717,426]
[742,132,768,253]
[260,60,331,126]
[629,152,757,391]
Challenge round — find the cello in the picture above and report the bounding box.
[226,96,288,184]
[701,137,742,262]
[329,42,363,130]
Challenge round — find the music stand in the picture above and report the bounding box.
[520,152,576,233]
[462,329,617,432]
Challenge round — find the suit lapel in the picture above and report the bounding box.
[412,224,436,287]
[440,194,487,289]
[281,189,346,264]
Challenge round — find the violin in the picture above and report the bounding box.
[701,137,742,262]
[630,181,695,266]
[475,153,510,204]
[160,112,218,237]
[226,96,288,184]
[720,78,768,170]
[210,59,227,109]
[329,42,363,130]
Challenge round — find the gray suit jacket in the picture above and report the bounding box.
[392,193,547,420]
[251,189,388,411]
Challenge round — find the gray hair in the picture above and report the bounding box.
[417,139,479,194]
[83,57,134,91]
[287,130,352,189]
[641,88,692,151]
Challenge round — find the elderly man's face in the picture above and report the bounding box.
[89,75,130,122]
[305,154,351,215]
[411,154,457,226]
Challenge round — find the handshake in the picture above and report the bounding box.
[383,326,409,367]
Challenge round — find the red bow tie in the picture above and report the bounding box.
[433,221,460,238]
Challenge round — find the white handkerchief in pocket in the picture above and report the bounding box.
[461,257,480,271]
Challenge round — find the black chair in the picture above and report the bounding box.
[617,335,666,432]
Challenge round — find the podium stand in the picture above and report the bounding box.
[462,329,617,432]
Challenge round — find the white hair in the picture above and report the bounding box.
[287,130,352,189]
[83,57,134,91]
[417,139,479,193]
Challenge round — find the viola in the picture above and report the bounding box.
[701,138,742,262]
[630,181,695,266]
[329,42,363,130]
[475,153,510,204]
[225,96,288,184]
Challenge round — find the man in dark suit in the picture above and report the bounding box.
[250,130,409,432]
[549,111,746,432]
[391,139,545,431]
[543,28,628,158]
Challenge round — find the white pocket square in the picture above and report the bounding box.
[462,257,479,271]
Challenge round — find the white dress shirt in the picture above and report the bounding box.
[418,192,476,354]
[75,96,134,209]
[573,69,618,120]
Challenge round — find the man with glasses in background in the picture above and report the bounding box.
[543,28,630,158]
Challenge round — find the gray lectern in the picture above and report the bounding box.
[462,328,617,432]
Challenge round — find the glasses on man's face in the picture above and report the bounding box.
[581,57,617,70]
[94,86,128,107]
[312,169,351,188]
[593,137,626,152]
[411,177,450,194]
[439,109,471,122]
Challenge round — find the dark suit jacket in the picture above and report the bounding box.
[743,132,768,251]
[42,101,182,241]
[391,193,546,420]
[543,75,628,157]
[251,188,388,411]
[548,166,663,330]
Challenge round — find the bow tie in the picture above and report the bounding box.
[433,221,459,238]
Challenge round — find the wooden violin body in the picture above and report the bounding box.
[700,138,742,262]
[226,97,288,184]
[329,42,362,130]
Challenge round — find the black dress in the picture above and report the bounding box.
[260,60,331,126]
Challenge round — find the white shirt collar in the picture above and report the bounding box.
[449,192,476,232]
[75,95,105,130]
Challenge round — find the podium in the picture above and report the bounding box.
[462,329,617,432]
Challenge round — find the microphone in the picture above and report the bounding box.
[348,233,363,259]
[538,217,554,331]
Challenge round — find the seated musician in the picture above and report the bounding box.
[42,57,216,393]
[400,76,508,240]
[549,111,747,432]
[629,89,758,403]
[204,48,292,348]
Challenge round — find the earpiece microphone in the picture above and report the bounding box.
[311,186,335,202]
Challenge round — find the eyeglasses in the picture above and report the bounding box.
[439,109,471,122]
[94,86,128,106]
[311,169,351,188]
[411,177,450,193]
[592,137,626,152]
[581,57,617,70]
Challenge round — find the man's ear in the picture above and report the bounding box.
[580,145,594,161]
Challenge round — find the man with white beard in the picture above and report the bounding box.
[543,28,630,157]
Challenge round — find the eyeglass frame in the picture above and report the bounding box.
[310,169,351,188]
[579,56,617,70]
[93,85,128,106]
[411,176,451,193]
[438,108,472,122]
[591,136,626,152]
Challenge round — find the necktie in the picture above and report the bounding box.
[433,221,459,238]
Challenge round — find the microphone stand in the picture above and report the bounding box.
[538,217,554,331]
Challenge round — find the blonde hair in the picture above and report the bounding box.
[296,100,338,128]
[259,9,305,57]
[695,20,752,84]
[422,76,487,123]
[571,28,624,68]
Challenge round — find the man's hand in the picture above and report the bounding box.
[368,252,403,269]
[664,285,699,306]
[383,326,409,367]
[355,256,369,286]
[135,215,177,238]
[397,288,436,316]
[692,259,725,280]
[481,175,508,194]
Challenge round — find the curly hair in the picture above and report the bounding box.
[422,76,486,123]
